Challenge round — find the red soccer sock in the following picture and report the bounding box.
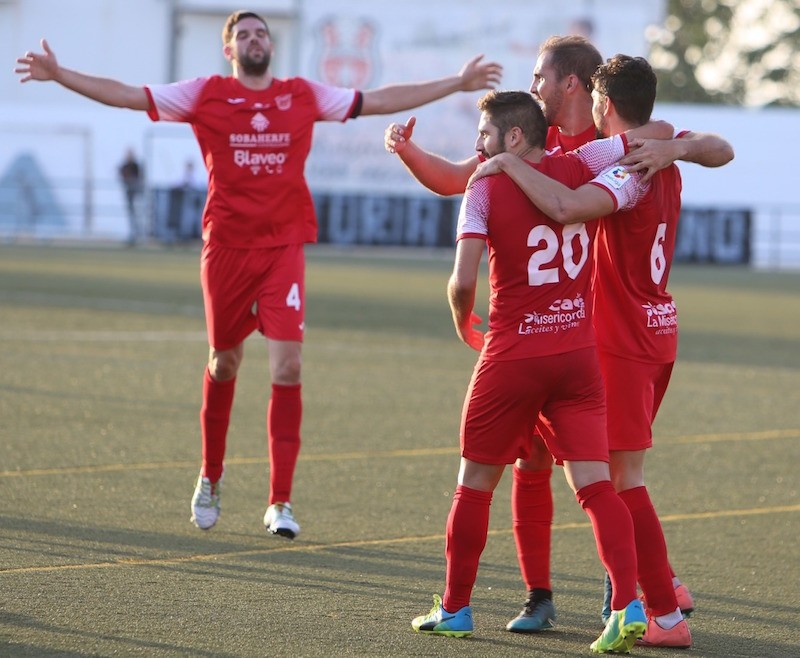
[267,383,302,504]
[511,466,553,592]
[200,368,235,483]
[619,486,678,616]
[576,480,638,610]
[443,485,493,612]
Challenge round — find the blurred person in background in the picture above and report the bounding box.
[118,148,143,246]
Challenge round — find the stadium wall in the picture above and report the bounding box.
[1,0,797,269]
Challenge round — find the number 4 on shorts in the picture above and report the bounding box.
[286,283,301,310]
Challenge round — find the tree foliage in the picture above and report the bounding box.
[649,0,800,106]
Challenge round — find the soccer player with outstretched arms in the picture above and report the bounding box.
[15,10,503,539]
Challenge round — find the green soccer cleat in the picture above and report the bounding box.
[591,598,646,654]
[412,594,473,637]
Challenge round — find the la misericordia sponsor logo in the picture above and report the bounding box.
[643,301,677,330]
[518,295,586,335]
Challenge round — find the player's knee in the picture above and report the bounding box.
[208,349,242,381]
[609,454,646,492]
[611,471,645,492]
[271,356,301,385]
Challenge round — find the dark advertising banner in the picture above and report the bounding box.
[314,193,752,265]
[314,193,460,248]
[674,208,751,264]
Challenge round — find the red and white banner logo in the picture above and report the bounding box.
[314,16,379,88]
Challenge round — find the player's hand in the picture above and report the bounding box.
[619,138,681,183]
[457,54,502,92]
[15,39,60,83]
[384,116,416,154]
[460,312,485,352]
[466,153,509,188]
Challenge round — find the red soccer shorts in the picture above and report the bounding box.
[599,350,674,451]
[460,346,609,465]
[200,241,306,350]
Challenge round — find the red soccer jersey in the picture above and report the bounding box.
[592,162,682,363]
[458,135,644,361]
[459,155,597,361]
[145,75,360,248]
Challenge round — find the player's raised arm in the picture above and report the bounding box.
[385,116,480,196]
[360,54,502,116]
[14,38,150,111]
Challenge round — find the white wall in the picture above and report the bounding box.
[1,0,797,267]
[655,104,798,209]
[653,103,800,269]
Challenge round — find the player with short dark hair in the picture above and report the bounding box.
[15,10,503,538]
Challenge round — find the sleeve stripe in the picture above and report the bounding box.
[144,87,158,121]
[457,232,488,241]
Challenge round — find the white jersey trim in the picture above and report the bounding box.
[457,178,491,238]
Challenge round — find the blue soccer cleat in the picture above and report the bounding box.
[506,596,556,633]
[412,594,473,637]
